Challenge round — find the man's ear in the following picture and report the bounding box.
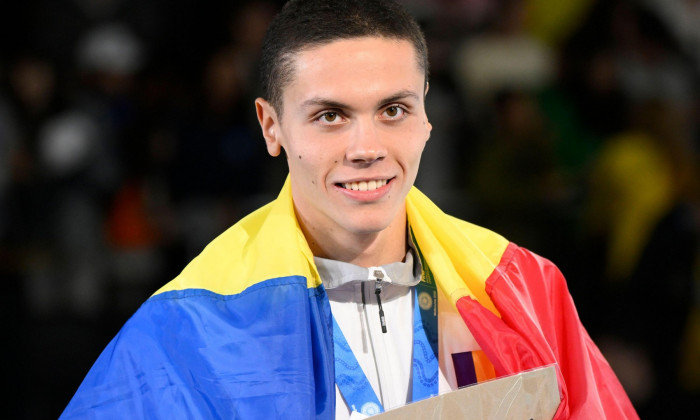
[255,98,282,157]
[423,82,432,138]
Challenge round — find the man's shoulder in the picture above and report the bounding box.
[153,201,277,296]
[153,192,320,298]
[407,188,510,265]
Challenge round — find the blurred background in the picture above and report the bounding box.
[0,0,698,417]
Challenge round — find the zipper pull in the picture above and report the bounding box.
[373,269,387,333]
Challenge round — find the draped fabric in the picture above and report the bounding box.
[61,177,637,419]
[457,244,639,419]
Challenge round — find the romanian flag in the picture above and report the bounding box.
[61,178,637,419]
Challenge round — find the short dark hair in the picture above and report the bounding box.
[259,0,429,114]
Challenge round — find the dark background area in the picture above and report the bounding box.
[0,0,698,418]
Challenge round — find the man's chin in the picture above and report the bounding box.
[344,220,394,236]
[338,203,406,238]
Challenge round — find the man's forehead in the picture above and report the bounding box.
[281,37,425,102]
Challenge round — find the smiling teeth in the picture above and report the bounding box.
[343,179,388,191]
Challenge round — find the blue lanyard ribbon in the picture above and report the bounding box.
[332,267,439,416]
[412,262,439,402]
[332,316,384,416]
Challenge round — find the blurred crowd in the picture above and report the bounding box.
[0,0,698,418]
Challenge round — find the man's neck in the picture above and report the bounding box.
[297,211,408,268]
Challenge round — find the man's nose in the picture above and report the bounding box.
[345,119,387,164]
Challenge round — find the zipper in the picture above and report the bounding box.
[372,269,388,333]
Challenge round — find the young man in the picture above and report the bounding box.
[62,0,638,418]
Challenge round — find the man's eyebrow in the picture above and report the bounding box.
[379,90,420,105]
[300,98,349,111]
[300,90,421,111]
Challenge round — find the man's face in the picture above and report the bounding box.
[257,37,431,245]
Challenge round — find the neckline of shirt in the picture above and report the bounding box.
[314,236,423,290]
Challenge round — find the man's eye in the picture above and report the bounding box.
[383,106,405,119]
[318,112,341,124]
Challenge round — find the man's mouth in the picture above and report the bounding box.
[338,178,391,191]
